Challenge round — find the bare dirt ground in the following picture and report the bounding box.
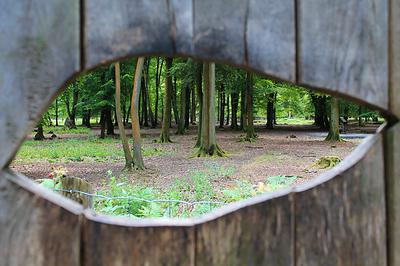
[10,123,374,191]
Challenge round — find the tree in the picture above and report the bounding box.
[325,96,341,141]
[115,62,134,170]
[159,58,173,143]
[195,62,203,147]
[34,117,45,141]
[196,62,226,157]
[244,72,256,141]
[130,58,146,169]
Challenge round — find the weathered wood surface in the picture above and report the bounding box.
[61,177,93,208]
[390,0,400,118]
[385,122,400,265]
[195,191,294,266]
[298,0,388,111]
[0,0,80,170]
[246,0,295,81]
[0,170,82,266]
[294,134,387,266]
[82,213,195,266]
[85,0,175,68]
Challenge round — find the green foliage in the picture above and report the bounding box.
[92,164,298,218]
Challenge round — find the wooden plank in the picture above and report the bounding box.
[193,0,247,66]
[0,170,82,266]
[298,0,388,110]
[82,213,195,266]
[0,0,80,169]
[294,134,387,266]
[195,191,294,266]
[385,122,400,265]
[246,0,295,81]
[85,0,174,69]
[390,0,400,118]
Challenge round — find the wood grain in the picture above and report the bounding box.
[82,212,195,266]
[390,0,400,118]
[246,0,295,81]
[193,0,247,66]
[298,0,388,110]
[0,170,82,266]
[85,0,174,69]
[0,0,80,169]
[294,134,387,266]
[195,192,294,266]
[385,122,400,265]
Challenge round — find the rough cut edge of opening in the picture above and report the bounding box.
[3,123,385,228]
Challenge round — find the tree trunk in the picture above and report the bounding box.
[159,58,173,143]
[130,58,146,169]
[105,106,114,135]
[240,85,246,130]
[231,92,239,129]
[266,92,274,129]
[244,72,256,141]
[226,94,230,126]
[190,82,196,125]
[325,97,341,141]
[172,76,180,128]
[34,118,45,141]
[219,84,225,128]
[195,62,203,147]
[115,62,134,170]
[100,109,106,139]
[177,82,188,135]
[185,84,190,129]
[55,98,59,126]
[155,58,164,127]
[196,62,225,157]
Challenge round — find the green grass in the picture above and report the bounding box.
[276,117,314,125]
[92,164,299,218]
[16,138,168,162]
[39,126,91,135]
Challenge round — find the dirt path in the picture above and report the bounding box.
[12,125,363,191]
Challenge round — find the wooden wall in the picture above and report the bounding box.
[0,0,398,265]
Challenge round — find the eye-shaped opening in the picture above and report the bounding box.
[9,55,385,219]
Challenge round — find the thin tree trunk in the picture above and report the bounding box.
[226,94,230,126]
[115,62,134,170]
[100,109,106,139]
[159,58,173,143]
[244,72,256,141]
[105,106,114,135]
[185,84,190,129]
[177,82,187,134]
[130,58,146,169]
[190,82,196,125]
[266,92,274,129]
[325,97,340,141]
[231,92,239,129]
[195,62,203,147]
[172,76,180,128]
[240,86,246,130]
[196,62,225,157]
[219,84,225,128]
[155,58,164,127]
[55,98,59,126]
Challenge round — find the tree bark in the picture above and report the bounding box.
[159,58,173,143]
[190,82,196,125]
[231,92,239,129]
[266,92,274,129]
[130,58,146,169]
[177,82,188,135]
[226,94,230,126]
[219,84,225,128]
[244,72,256,141]
[115,62,134,170]
[325,97,341,141]
[195,62,203,147]
[240,85,247,131]
[196,62,225,157]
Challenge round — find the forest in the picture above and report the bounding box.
[11,56,383,218]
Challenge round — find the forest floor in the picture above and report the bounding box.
[10,123,378,194]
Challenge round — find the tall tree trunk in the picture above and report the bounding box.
[100,109,106,139]
[130,58,146,169]
[231,92,239,129]
[266,92,274,129]
[226,94,230,126]
[185,84,190,129]
[244,72,256,141]
[219,84,225,128]
[142,59,149,127]
[55,98,59,126]
[105,106,114,135]
[325,97,340,141]
[190,82,196,125]
[196,62,225,157]
[177,82,188,135]
[155,58,164,127]
[159,58,173,143]
[115,62,134,170]
[195,62,203,147]
[172,76,180,128]
[240,86,246,130]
